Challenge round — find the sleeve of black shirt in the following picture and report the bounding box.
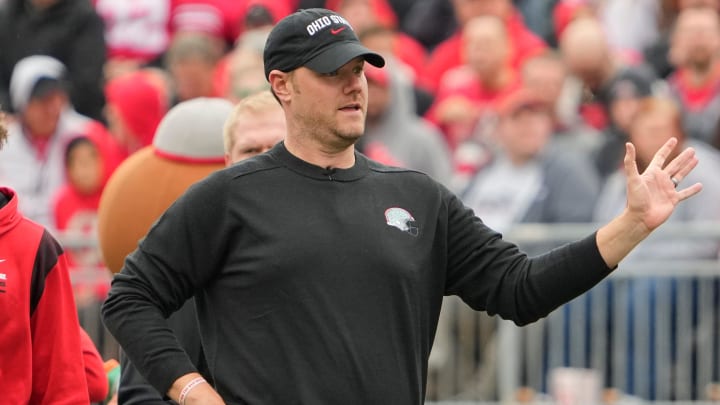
[443,190,614,326]
[102,172,232,395]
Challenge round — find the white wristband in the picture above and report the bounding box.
[178,376,207,405]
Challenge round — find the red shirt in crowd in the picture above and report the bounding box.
[420,11,546,94]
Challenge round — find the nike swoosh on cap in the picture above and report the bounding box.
[330,27,346,35]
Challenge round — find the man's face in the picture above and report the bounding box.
[463,17,508,79]
[522,59,566,106]
[673,12,720,69]
[22,91,65,137]
[498,107,553,161]
[170,58,216,101]
[226,110,286,165]
[610,97,642,132]
[67,140,103,195]
[286,57,368,149]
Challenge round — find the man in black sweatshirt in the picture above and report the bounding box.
[102,8,703,405]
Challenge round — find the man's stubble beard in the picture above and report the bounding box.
[295,110,365,149]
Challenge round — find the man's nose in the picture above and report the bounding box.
[345,72,364,93]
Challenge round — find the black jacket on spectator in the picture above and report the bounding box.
[0,0,106,121]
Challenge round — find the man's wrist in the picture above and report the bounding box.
[596,209,652,269]
[168,372,204,403]
[618,209,652,240]
[179,376,207,405]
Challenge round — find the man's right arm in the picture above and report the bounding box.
[102,172,233,399]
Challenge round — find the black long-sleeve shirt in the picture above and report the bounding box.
[102,142,612,404]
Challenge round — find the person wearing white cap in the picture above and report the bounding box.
[103,8,703,405]
[0,55,111,229]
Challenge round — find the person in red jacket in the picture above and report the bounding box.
[420,0,546,94]
[0,116,90,403]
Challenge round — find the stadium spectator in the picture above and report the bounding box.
[220,23,272,102]
[0,56,116,229]
[644,0,720,79]
[420,0,546,94]
[0,0,107,121]
[513,0,558,45]
[223,90,285,165]
[212,1,293,102]
[599,0,661,61]
[359,25,434,116]
[400,0,456,51]
[594,69,656,182]
[520,51,601,159]
[559,17,656,131]
[551,0,596,42]
[461,88,600,234]
[94,0,172,79]
[105,69,169,156]
[51,125,123,303]
[358,62,453,186]
[667,7,720,146]
[165,32,225,104]
[0,112,91,404]
[169,0,245,49]
[426,15,522,152]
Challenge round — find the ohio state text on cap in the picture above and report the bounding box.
[263,8,385,79]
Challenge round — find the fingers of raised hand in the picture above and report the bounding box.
[623,142,639,178]
[677,182,703,202]
[661,146,702,201]
[648,137,679,170]
[663,147,697,186]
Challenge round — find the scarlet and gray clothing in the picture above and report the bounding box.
[0,187,89,404]
[667,69,720,146]
[103,142,613,403]
[0,110,94,229]
[361,62,453,186]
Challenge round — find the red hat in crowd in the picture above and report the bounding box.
[105,71,167,148]
[498,88,551,117]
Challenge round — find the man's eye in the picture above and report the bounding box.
[322,70,339,77]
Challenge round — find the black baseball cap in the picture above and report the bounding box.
[263,8,385,80]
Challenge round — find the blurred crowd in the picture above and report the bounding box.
[1,0,720,402]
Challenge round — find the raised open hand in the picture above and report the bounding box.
[623,137,703,232]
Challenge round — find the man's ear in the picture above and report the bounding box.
[268,70,292,104]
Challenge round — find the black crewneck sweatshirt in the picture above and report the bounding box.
[103,142,612,404]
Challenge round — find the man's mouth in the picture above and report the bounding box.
[339,103,362,112]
